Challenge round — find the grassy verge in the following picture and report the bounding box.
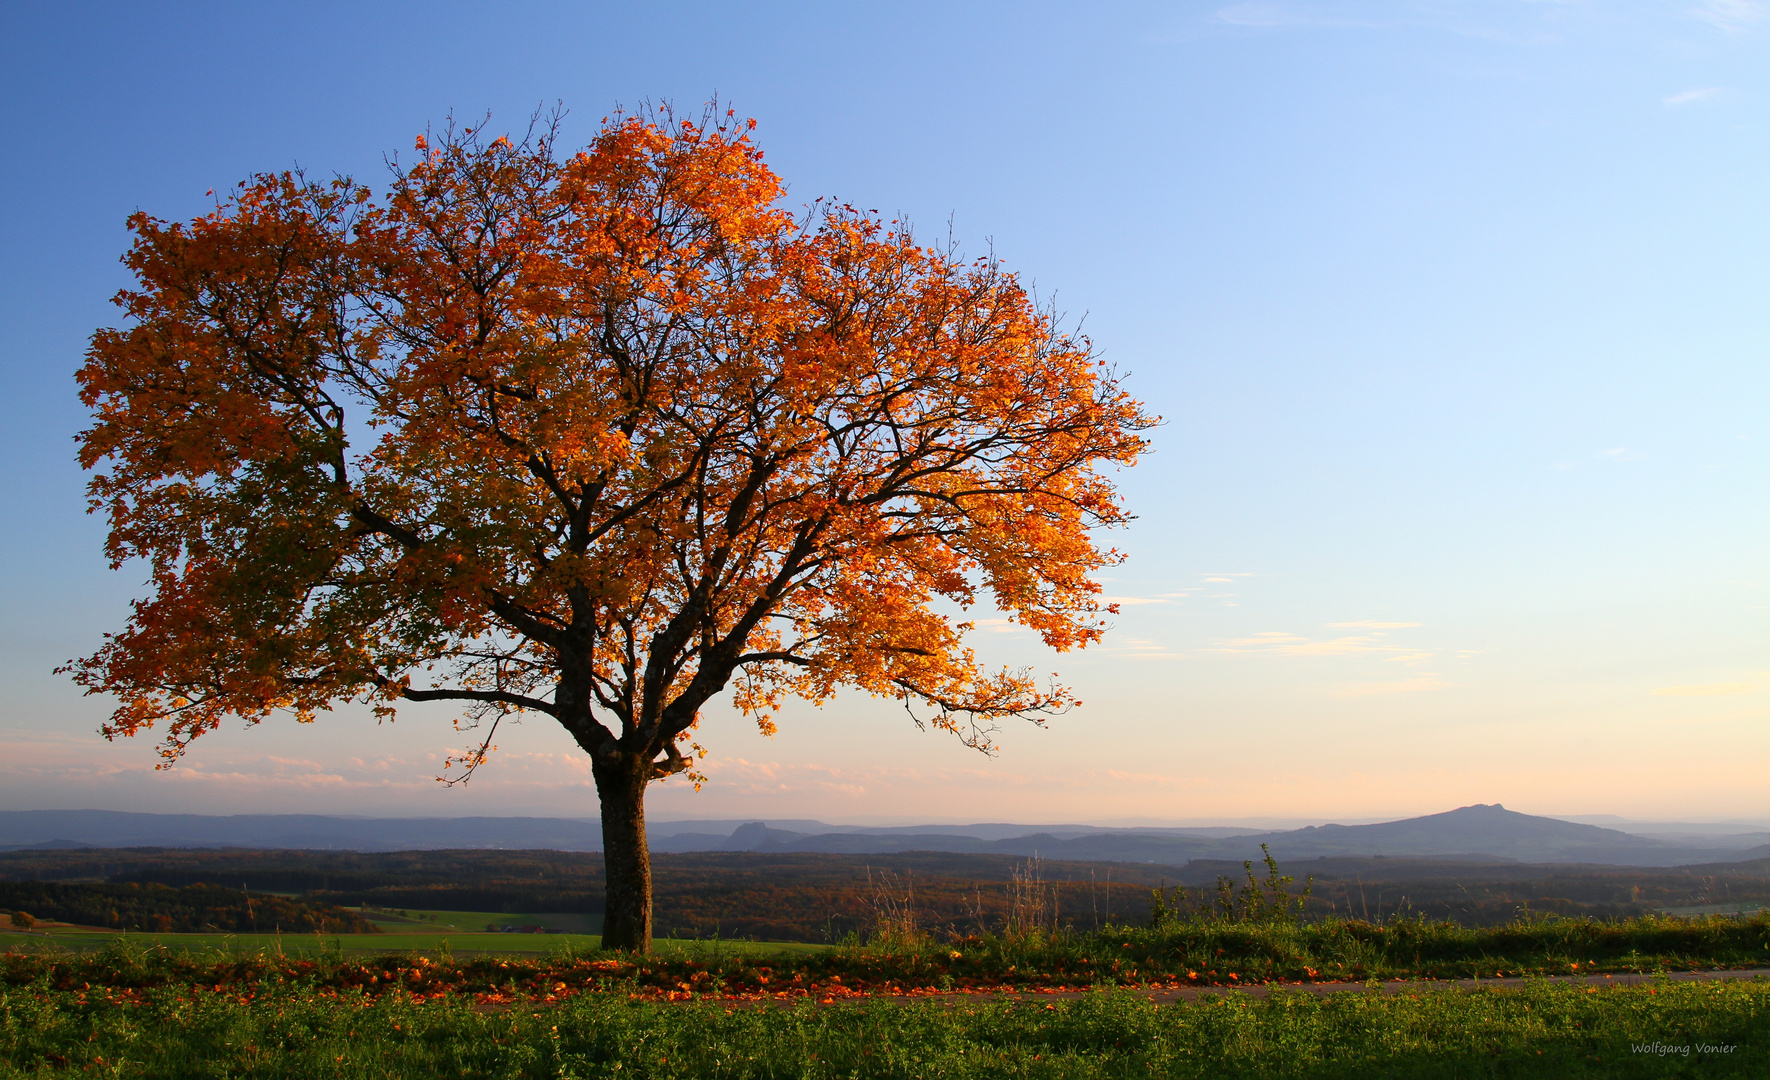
[3,978,1764,1078]
[4,912,1768,999]
[923,911,1770,987]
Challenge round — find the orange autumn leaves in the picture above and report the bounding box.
[70,107,1153,777]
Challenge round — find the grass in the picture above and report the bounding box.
[1,977,1764,1078]
[0,912,827,960]
[0,929,824,960]
[4,911,1768,1076]
[2,904,829,958]
[4,909,1767,987]
[359,909,600,935]
[1,929,608,956]
[922,910,1770,987]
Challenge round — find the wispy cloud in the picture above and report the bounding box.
[1187,0,1764,46]
[1652,682,1759,697]
[1210,626,1432,662]
[1104,636,1183,661]
[1203,619,1437,658]
[1664,87,1724,105]
[1692,0,1767,32]
[972,617,1028,635]
[1203,0,1570,41]
[1554,446,1648,470]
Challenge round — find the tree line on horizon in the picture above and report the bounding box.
[5,848,1761,941]
[0,881,376,935]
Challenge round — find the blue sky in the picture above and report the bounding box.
[1,1,1764,824]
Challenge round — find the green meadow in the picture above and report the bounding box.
[2,976,1764,1078]
[0,926,825,961]
[5,906,1769,1076]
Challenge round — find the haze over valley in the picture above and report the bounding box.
[6,804,1768,869]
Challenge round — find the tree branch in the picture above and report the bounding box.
[399,686,559,716]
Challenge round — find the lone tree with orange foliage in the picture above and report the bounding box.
[69,107,1153,952]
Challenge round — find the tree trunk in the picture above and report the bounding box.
[595,757,653,952]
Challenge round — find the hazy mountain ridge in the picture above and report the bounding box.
[0,811,604,852]
[4,805,1767,867]
[670,806,1770,867]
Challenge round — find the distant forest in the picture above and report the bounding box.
[2,848,1766,941]
[0,880,376,934]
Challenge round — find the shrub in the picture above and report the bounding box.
[1150,845,1314,928]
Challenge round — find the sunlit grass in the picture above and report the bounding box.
[4,913,1768,1076]
[2,977,1764,1078]
[5,908,1766,977]
[0,912,828,959]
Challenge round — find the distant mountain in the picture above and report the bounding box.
[3,805,1765,867]
[0,811,602,852]
[1236,804,1737,864]
[645,820,1266,843]
[659,805,1770,867]
[0,812,1265,854]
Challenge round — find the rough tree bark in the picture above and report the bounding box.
[594,756,653,951]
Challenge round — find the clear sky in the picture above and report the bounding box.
[1,1,1764,826]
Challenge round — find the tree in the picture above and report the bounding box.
[69,107,1154,952]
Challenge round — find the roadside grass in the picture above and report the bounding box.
[0,912,1764,1016]
[3,914,1767,1077]
[3,910,1767,993]
[2,977,1764,1078]
[928,910,1770,987]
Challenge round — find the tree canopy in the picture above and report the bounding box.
[70,107,1154,950]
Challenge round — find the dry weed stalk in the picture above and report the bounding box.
[864,866,921,948]
[1005,856,1062,939]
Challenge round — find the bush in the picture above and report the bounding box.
[1151,844,1314,928]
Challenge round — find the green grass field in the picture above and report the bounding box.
[2,977,1764,1078]
[359,908,600,934]
[5,911,1769,1076]
[0,905,829,960]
